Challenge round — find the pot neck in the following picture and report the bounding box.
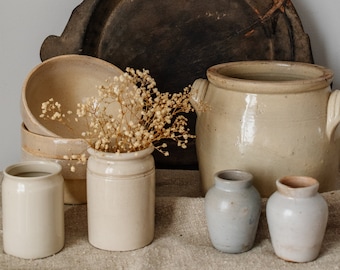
[214,170,253,191]
[276,176,319,198]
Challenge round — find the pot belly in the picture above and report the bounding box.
[196,113,339,197]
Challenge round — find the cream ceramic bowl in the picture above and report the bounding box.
[21,123,88,159]
[21,54,123,138]
[21,123,88,204]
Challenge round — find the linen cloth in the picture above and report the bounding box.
[1,170,340,270]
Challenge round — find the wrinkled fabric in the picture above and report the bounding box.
[1,170,339,269]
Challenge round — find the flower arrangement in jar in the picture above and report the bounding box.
[40,67,201,251]
[39,67,206,251]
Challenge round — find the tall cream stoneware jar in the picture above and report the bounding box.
[191,61,340,197]
[86,146,155,251]
[2,161,64,259]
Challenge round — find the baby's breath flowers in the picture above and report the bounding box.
[40,67,196,157]
[63,153,87,172]
[40,99,74,127]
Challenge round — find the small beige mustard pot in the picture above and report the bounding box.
[2,161,64,259]
[190,61,340,197]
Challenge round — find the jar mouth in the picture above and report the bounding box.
[279,176,318,188]
[4,161,62,179]
[214,169,253,190]
[216,169,253,182]
[276,176,319,198]
[207,61,333,94]
[87,145,154,160]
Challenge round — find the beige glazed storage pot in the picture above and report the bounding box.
[2,161,64,259]
[191,61,340,197]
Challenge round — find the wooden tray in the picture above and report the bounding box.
[40,0,313,169]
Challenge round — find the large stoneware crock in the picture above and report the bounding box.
[191,61,340,197]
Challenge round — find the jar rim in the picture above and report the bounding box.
[215,169,253,181]
[4,161,62,179]
[207,61,333,94]
[214,169,253,190]
[276,176,319,198]
[87,145,154,160]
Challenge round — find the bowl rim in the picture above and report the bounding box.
[21,123,89,159]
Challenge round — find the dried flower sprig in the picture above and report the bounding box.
[62,153,87,172]
[40,67,196,156]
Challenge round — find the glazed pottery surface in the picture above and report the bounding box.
[205,169,261,253]
[21,123,88,159]
[87,146,155,251]
[266,176,328,263]
[2,161,64,259]
[20,123,87,204]
[191,61,340,197]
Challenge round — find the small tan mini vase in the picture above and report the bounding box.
[191,61,340,197]
[266,176,328,262]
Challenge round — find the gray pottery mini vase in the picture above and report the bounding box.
[205,169,261,253]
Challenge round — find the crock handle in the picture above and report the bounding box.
[190,79,209,116]
[326,90,340,141]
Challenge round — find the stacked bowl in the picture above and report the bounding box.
[20,54,123,204]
